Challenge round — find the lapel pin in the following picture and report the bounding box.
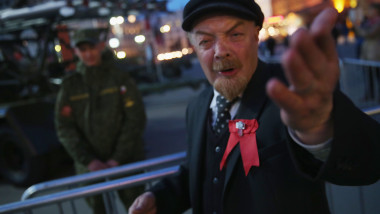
[236,121,245,137]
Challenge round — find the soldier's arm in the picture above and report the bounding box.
[111,74,146,163]
[55,85,96,166]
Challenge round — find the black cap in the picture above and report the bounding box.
[182,0,265,32]
[72,29,100,47]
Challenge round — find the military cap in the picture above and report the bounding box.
[72,29,100,47]
[182,0,265,32]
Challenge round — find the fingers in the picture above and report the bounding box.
[267,8,338,141]
[106,159,119,167]
[266,78,303,115]
[87,159,108,171]
[287,29,326,79]
[282,7,339,91]
[129,192,157,214]
[310,8,339,61]
[310,8,338,37]
[282,40,316,92]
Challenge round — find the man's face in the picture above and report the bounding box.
[189,15,261,100]
[74,43,104,67]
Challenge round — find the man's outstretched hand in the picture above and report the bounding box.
[266,8,340,145]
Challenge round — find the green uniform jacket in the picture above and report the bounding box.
[55,52,146,173]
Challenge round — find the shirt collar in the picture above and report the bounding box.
[210,89,241,120]
[209,89,221,110]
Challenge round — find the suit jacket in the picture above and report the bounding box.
[152,60,380,214]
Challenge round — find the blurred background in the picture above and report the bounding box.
[0,0,380,213]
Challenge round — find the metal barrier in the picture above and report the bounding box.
[22,151,186,200]
[339,58,380,109]
[0,166,180,214]
[0,152,186,214]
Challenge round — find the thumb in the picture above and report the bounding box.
[129,192,156,214]
[135,196,146,210]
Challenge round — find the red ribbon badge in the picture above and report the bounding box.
[120,85,127,95]
[60,105,72,117]
[220,119,259,176]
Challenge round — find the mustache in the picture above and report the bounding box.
[213,59,242,71]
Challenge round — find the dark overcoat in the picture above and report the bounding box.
[152,60,380,214]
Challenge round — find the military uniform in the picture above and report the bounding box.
[55,49,146,213]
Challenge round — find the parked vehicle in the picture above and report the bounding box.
[0,0,193,186]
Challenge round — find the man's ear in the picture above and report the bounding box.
[254,26,261,41]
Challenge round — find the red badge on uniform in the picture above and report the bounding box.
[61,105,72,117]
[120,85,127,94]
[220,119,259,176]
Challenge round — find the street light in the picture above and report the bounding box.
[59,6,75,17]
[134,35,146,44]
[109,38,120,48]
[160,25,171,33]
[333,0,345,13]
[127,14,137,23]
[55,45,62,53]
[116,51,126,59]
[110,16,125,25]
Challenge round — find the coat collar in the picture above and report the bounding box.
[223,60,271,188]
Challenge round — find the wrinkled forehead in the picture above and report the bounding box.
[190,14,256,33]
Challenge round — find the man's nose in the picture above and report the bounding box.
[83,50,91,57]
[214,39,230,60]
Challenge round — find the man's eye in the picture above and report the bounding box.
[199,40,210,47]
[232,33,243,37]
[199,40,208,45]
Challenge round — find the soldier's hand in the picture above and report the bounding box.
[106,159,119,167]
[266,8,339,145]
[128,192,157,214]
[87,159,108,171]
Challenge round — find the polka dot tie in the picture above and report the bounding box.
[214,95,234,135]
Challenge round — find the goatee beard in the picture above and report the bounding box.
[214,75,249,101]
[213,58,248,101]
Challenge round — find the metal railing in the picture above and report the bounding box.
[0,151,186,214]
[339,58,380,109]
[22,151,186,200]
[0,166,180,214]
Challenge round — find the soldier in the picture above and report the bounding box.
[55,28,146,214]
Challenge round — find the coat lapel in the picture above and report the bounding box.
[224,60,271,187]
[189,88,213,212]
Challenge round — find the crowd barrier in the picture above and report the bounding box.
[339,58,380,109]
[0,152,186,214]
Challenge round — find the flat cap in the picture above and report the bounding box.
[72,29,100,47]
[182,0,265,32]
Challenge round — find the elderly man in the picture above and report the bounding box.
[129,0,380,213]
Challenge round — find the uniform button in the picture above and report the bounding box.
[215,146,221,153]
[213,177,219,184]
